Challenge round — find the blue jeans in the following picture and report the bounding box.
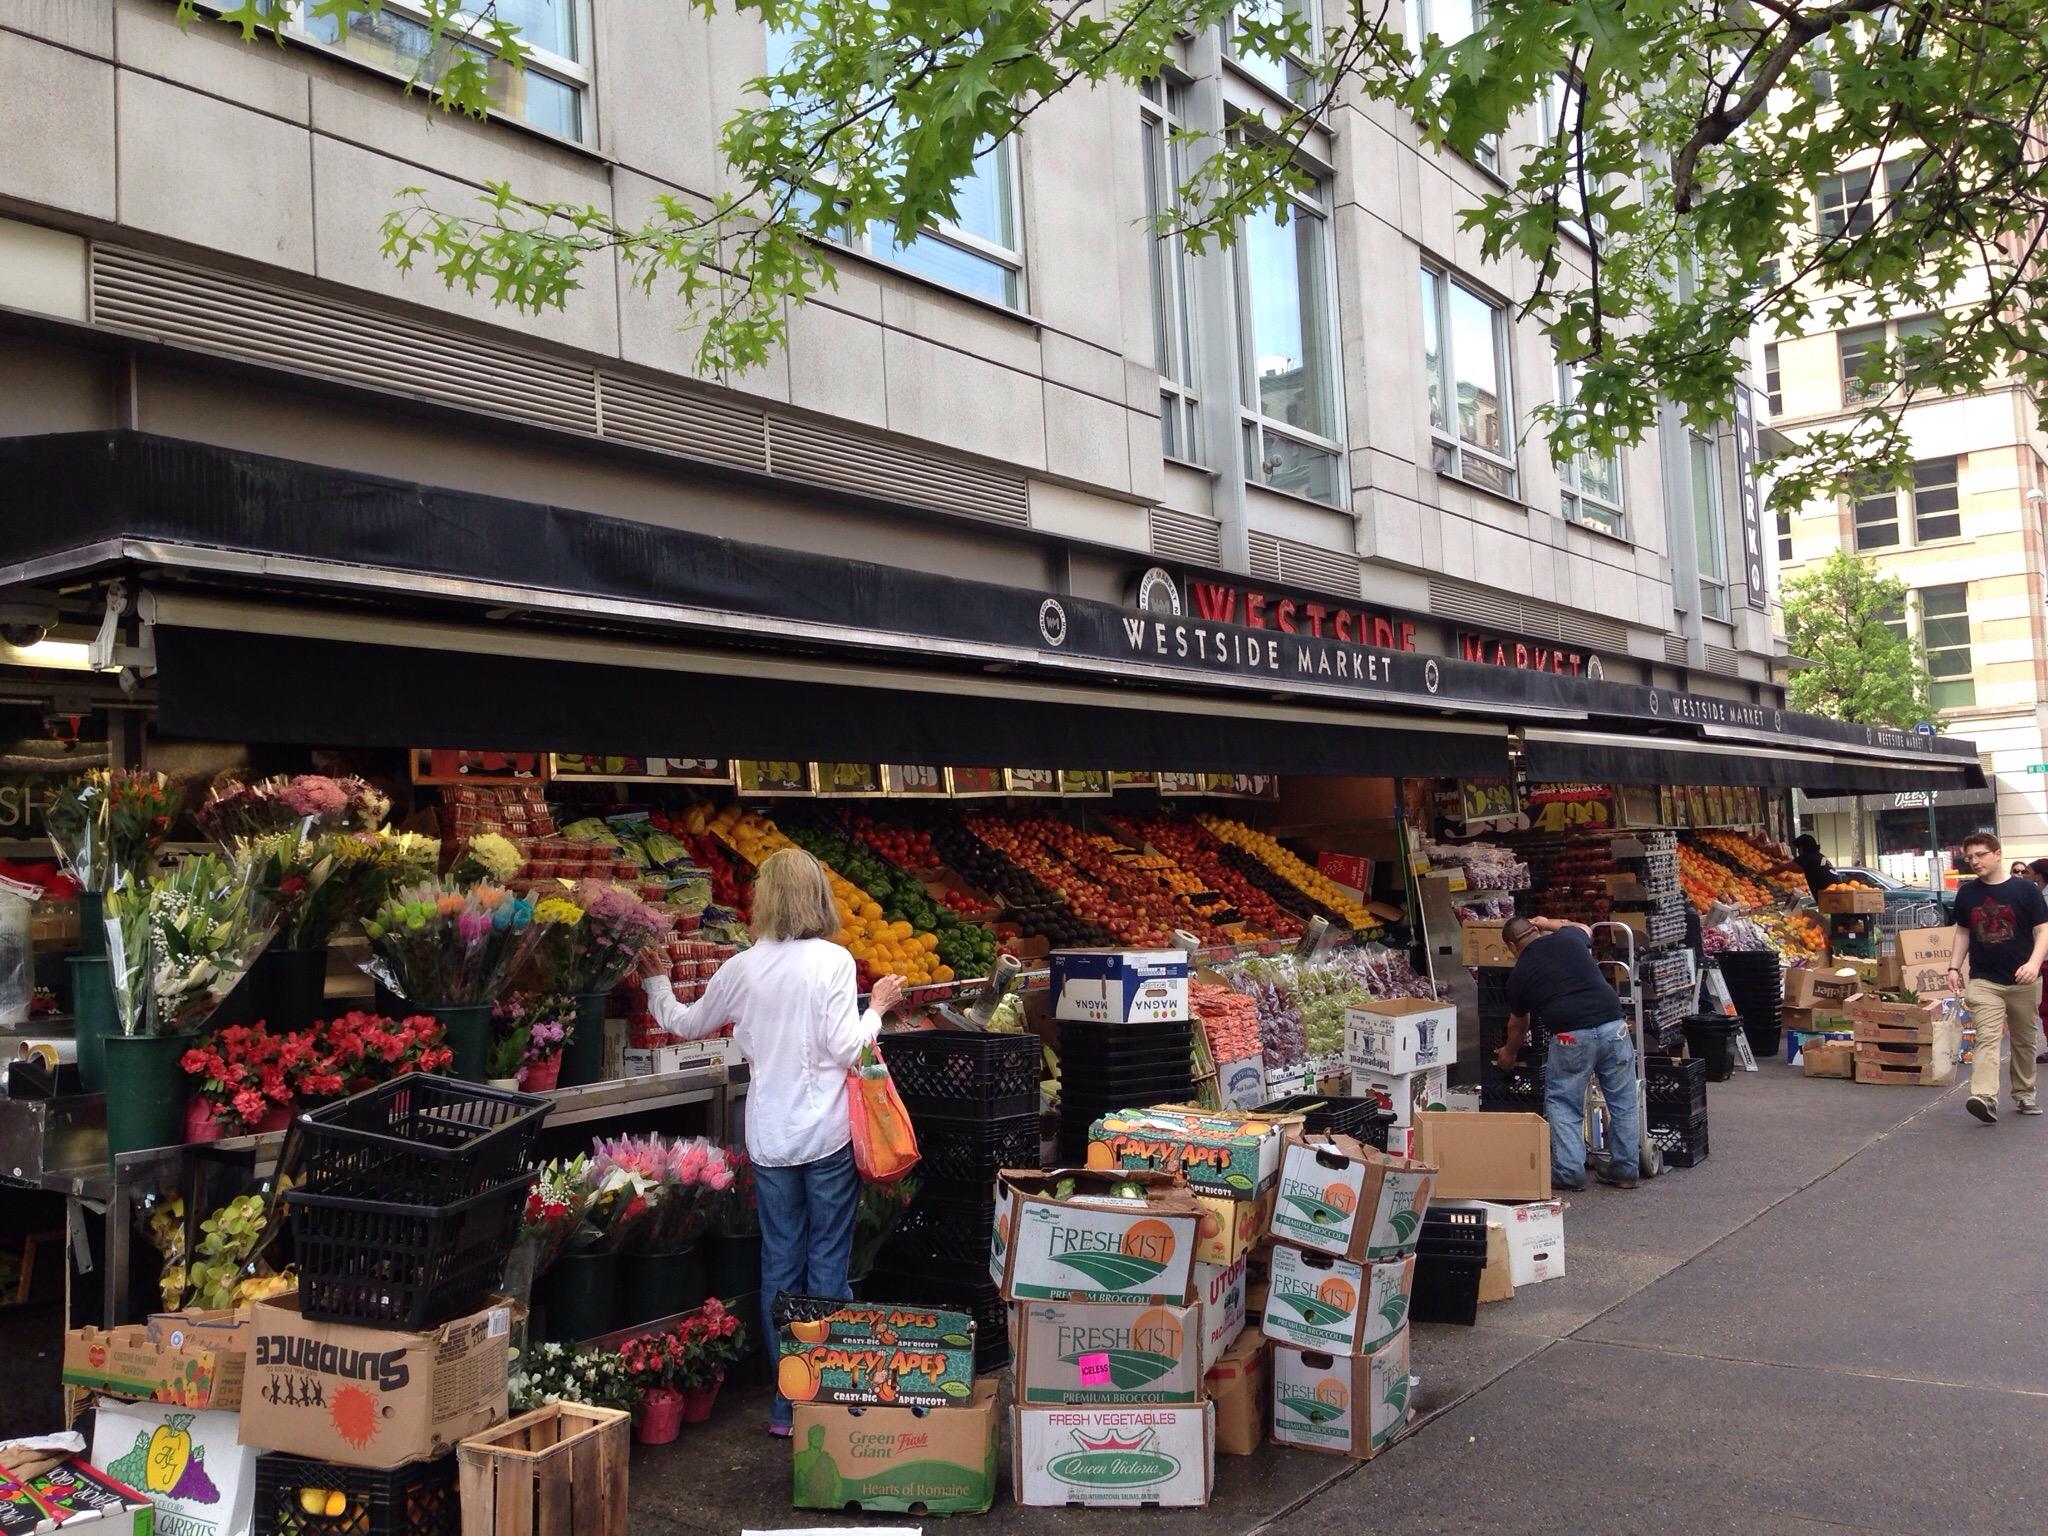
[1543,1019,1640,1184]
[756,1141,860,1429]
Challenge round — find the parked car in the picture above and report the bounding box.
[1832,865,1951,924]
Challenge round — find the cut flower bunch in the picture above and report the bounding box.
[531,879,673,994]
[195,772,388,842]
[46,768,180,893]
[361,878,544,1007]
[105,853,276,1036]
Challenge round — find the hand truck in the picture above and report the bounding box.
[1589,920,1663,1180]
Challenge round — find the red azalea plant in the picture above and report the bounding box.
[290,1010,453,1102]
[678,1297,747,1388]
[618,1328,689,1400]
[181,1022,297,1136]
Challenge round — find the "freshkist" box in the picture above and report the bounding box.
[1048,950,1191,1024]
[1010,1300,1204,1405]
[1268,1136,1436,1263]
[1258,1245,1414,1357]
[991,1170,1202,1306]
[1269,1333,1411,1460]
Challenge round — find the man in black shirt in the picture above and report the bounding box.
[1791,834,1839,902]
[1947,831,2048,1123]
[1495,915,1640,1190]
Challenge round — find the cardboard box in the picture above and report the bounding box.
[1436,1199,1565,1287]
[0,1459,152,1536]
[1012,1403,1214,1507]
[1010,1300,1204,1405]
[1847,996,1944,1034]
[1802,1040,1855,1078]
[621,1036,738,1077]
[792,1377,1000,1515]
[1460,922,1517,968]
[1347,1066,1449,1130]
[1895,926,1957,996]
[1216,1054,1267,1111]
[1343,998,1455,1076]
[1048,950,1191,1024]
[64,1315,247,1410]
[991,1170,1202,1305]
[93,1401,256,1536]
[1819,885,1885,913]
[1839,953,1903,991]
[1269,1333,1411,1460]
[1269,1137,1437,1262]
[1192,1256,1247,1375]
[776,1299,977,1410]
[1783,968,1862,1010]
[1259,1245,1414,1357]
[1204,1330,1270,1457]
[1243,1244,1272,1313]
[242,1292,515,1468]
[1413,1111,1552,1201]
[1084,1107,1288,1265]
[1477,1223,1514,1305]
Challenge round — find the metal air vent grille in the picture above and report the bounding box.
[1149,508,1223,566]
[1665,635,1693,665]
[766,417,1030,526]
[1428,578,1523,632]
[1246,531,1284,583]
[597,371,768,472]
[1271,536,1362,598]
[1430,577,1628,651]
[1705,643,1740,672]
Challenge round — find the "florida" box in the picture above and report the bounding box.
[991,1170,1202,1306]
[1269,1333,1411,1460]
[1268,1136,1436,1262]
[1258,1245,1414,1357]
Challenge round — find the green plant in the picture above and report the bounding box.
[510,1341,642,1414]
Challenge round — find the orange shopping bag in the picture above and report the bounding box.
[848,1042,921,1182]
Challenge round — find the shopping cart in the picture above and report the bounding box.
[1588,920,1664,1181]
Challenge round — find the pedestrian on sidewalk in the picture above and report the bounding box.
[1494,915,1641,1190]
[1945,832,2048,1124]
[2030,860,2048,1064]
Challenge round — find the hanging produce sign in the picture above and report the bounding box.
[1111,770,1158,790]
[547,754,731,785]
[881,764,950,796]
[1456,779,1525,834]
[948,767,1008,798]
[1616,784,1661,829]
[812,762,886,797]
[1204,773,1238,795]
[1214,773,1279,799]
[409,749,547,785]
[1156,772,1206,796]
[1006,769,1060,796]
[735,760,812,796]
[1058,769,1111,797]
[1685,786,1710,826]
[1524,783,1614,833]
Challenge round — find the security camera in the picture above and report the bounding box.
[0,594,60,649]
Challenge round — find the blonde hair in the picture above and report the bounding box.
[751,847,840,941]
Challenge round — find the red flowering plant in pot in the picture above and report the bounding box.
[288,1009,453,1106]
[619,1326,691,1444]
[677,1297,748,1422]
[180,1021,298,1141]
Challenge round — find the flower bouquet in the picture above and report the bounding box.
[501,1153,597,1302]
[196,773,388,843]
[46,768,181,893]
[530,880,673,995]
[360,879,545,1007]
[510,1341,641,1415]
[104,853,276,1038]
[261,827,440,950]
[493,991,574,1092]
[449,831,525,888]
[180,1022,297,1139]
[715,1147,758,1237]
[591,1134,733,1255]
[288,1010,452,1103]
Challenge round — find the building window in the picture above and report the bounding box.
[1422,267,1516,496]
[1555,360,1623,537]
[1141,79,1201,463]
[1777,506,1792,564]
[1691,432,1728,620]
[1230,0,1317,102]
[1852,473,1901,550]
[1839,324,1883,403]
[1921,585,1975,709]
[765,25,1025,308]
[1238,179,1342,504]
[1414,1,1499,171]
[1912,457,1961,541]
[1816,169,1874,239]
[1765,343,1783,416]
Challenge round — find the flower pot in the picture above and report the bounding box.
[69,955,115,1094]
[487,1077,520,1092]
[707,1231,762,1303]
[680,1377,723,1424]
[634,1389,685,1445]
[184,1098,290,1143]
[536,1249,619,1343]
[77,890,105,959]
[264,945,329,1033]
[432,1004,493,1082]
[558,991,610,1087]
[518,1055,562,1093]
[617,1245,707,1329]
[104,1032,196,1163]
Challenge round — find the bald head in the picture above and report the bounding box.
[1503,916,1536,951]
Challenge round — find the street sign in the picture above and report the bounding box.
[1913,722,1936,737]
[2027,764,2048,775]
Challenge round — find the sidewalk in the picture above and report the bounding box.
[633,1058,2042,1533]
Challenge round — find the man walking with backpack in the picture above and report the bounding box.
[1946,832,2048,1123]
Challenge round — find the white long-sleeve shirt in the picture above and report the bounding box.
[641,936,883,1168]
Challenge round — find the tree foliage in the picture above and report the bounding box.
[1781,551,1933,728]
[185,1,2048,502]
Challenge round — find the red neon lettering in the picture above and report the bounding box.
[1190,583,1237,623]
[1461,635,1489,662]
[1334,609,1355,643]
[1399,622,1417,651]
[1369,616,1394,647]
[1514,642,1529,668]
[1276,599,1297,634]
[1245,592,1268,629]
[1304,603,1327,637]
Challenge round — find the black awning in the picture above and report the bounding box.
[1521,728,1982,794]
[154,625,1511,778]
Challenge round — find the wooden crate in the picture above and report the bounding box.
[1819,886,1885,914]
[1853,1043,1953,1086]
[457,1403,630,1536]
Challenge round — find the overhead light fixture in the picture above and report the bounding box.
[0,637,94,672]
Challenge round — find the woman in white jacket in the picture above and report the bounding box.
[637,846,902,1434]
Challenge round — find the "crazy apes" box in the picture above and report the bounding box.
[1012,1403,1214,1507]
[1269,1333,1412,1460]
[777,1298,977,1410]
[1269,1136,1436,1262]
[1011,1301,1204,1405]
[1083,1106,1291,1264]
[991,1170,1201,1306]
[1259,1245,1414,1357]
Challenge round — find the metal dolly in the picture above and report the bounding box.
[1588,920,1663,1180]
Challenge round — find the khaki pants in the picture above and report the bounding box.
[1965,977,2041,1102]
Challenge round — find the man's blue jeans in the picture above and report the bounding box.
[1542,1019,1641,1185]
[756,1141,861,1429]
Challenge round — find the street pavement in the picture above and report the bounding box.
[635,1054,2046,1534]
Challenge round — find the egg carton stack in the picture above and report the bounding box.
[1609,833,1691,1051]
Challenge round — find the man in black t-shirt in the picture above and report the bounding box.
[1792,834,1840,902]
[1496,916,1639,1190]
[1947,831,2048,1124]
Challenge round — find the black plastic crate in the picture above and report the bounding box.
[1644,1057,1709,1112]
[254,1452,458,1536]
[1649,1119,1708,1167]
[286,1172,532,1329]
[1480,1081,1545,1113]
[1254,1094,1396,1149]
[881,1031,1038,1120]
[1410,1255,1481,1326]
[861,1267,1009,1374]
[874,1190,998,1272]
[912,1112,1040,1186]
[298,1076,549,1205]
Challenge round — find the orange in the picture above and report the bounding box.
[1084,1143,1116,1169]
[788,1319,830,1345]
[776,1354,822,1402]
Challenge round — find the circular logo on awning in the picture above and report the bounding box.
[1038,598,1069,648]
[1649,691,1661,714]
[1586,655,1605,682]
[1424,659,1441,695]
[1774,709,1784,732]
[1133,566,1183,617]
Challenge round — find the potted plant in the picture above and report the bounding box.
[707,1147,760,1300]
[359,880,548,1079]
[509,1341,641,1417]
[533,1155,653,1343]
[530,881,673,1086]
[287,1009,453,1105]
[492,991,574,1093]
[619,1328,690,1445]
[679,1298,747,1422]
[596,1134,733,1328]
[102,854,276,1160]
[180,1022,296,1142]
[45,769,180,1090]
[485,1009,531,1091]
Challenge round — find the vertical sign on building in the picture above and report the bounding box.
[1733,383,1768,610]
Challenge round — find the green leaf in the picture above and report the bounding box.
[1388,1209,1422,1244]
[1052,1249,1168,1293]
[940,1332,971,1347]
[1377,1294,1411,1330]
[939,1379,971,1398]
[1222,1172,1254,1191]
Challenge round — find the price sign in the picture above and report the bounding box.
[1006,768,1060,796]
[1228,773,1278,799]
[1156,771,1206,796]
[1318,853,1373,900]
[548,754,731,785]
[734,760,812,796]
[948,767,1007,798]
[1110,770,1157,790]
[1204,772,1238,795]
[811,762,886,796]
[882,764,950,797]
[1058,769,1111,797]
